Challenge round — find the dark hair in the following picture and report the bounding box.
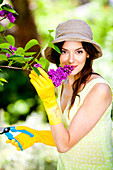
[52,41,100,116]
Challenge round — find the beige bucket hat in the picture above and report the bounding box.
[44,19,102,63]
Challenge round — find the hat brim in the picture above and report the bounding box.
[44,36,102,64]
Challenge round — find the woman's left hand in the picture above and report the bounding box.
[29,67,56,104]
[29,67,62,125]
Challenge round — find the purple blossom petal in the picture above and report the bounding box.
[7,12,15,23]
[6,53,11,58]
[0,4,16,23]
[34,63,73,87]
[0,10,6,16]
[48,65,74,87]
[9,45,17,51]
[34,63,42,68]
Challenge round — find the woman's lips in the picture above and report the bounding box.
[72,65,78,69]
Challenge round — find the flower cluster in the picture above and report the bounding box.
[48,65,74,87]
[34,63,42,68]
[0,4,15,23]
[6,45,17,58]
[34,64,73,87]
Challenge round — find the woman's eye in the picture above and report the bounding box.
[76,50,83,54]
[61,50,67,54]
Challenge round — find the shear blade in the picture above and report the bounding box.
[0,127,5,134]
[0,127,10,134]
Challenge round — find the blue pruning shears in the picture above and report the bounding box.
[0,126,34,151]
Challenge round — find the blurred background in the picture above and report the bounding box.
[0,0,113,169]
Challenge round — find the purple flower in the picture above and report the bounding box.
[34,63,42,68]
[34,64,74,87]
[0,4,15,23]
[48,65,74,87]
[6,53,10,58]
[6,45,17,57]
[9,45,17,52]
[7,12,15,23]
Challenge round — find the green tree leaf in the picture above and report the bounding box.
[0,0,4,5]
[32,66,40,76]
[48,42,61,54]
[8,55,25,63]
[0,25,6,32]
[16,47,25,56]
[0,43,10,49]
[0,54,8,61]
[5,35,15,46]
[1,4,18,15]
[24,57,33,61]
[48,29,54,33]
[36,57,49,72]
[7,22,15,29]
[24,52,36,56]
[24,39,39,51]
[0,77,8,83]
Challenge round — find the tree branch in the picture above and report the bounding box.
[0,65,31,72]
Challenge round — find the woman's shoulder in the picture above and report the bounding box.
[85,74,112,104]
[86,73,110,87]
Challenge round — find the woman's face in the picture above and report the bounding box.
[60,41,89,76]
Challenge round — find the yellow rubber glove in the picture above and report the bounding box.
[6,126,56,151]
[29,68,62,125]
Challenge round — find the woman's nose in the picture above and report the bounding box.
[68,52,74,63]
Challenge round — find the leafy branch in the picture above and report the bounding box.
[0,0,61,85]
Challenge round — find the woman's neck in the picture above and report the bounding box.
[67,73,81,86]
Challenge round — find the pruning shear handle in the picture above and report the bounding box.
[0,126,34,151]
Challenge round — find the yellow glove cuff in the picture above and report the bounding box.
[44,103,63,125]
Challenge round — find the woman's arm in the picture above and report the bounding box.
[50,83,112,153]
[29,68,112,153]
[6,128,56,151]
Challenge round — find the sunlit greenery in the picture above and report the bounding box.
[0,0,113,169]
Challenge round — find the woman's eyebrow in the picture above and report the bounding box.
[75,47,83,51]
[61,47,83,51]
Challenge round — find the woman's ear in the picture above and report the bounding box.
[87,54,89,58]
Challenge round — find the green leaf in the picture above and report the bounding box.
[0,81,3,86]
[38,57,49,72]
[0,25,6,32]
[0,43,10,49]
[5,35,15,46]
[1,4,18,15]
[8,55,25,63]
[24,57,33,61]
[48,42,54,48]
[48,34,54,42]
[32,66,40,76]
[0,0,3,4]
[53,44,61,54]
[48,29,54,33]
[7,22,15,29]
[0,54,8,61]
[24,52,36,56]
[24,39,39,51]
[16,47,25,56]
[0,77,8,83]
[48,42,61,54]
[0,48,12,54]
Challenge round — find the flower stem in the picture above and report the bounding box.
[0,16,7,22]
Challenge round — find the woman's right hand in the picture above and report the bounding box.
[6,126,39,151]
[6,126,56,151]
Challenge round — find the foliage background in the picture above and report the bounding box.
[0,0,113,169]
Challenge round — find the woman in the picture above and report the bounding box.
[7,19,113,169]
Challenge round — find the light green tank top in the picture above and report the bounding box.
[57,77,113,170]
